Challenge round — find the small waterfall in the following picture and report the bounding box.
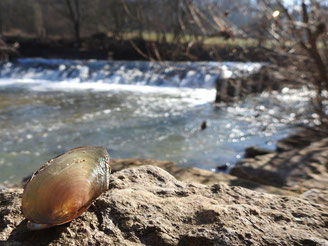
[0,58,262,89]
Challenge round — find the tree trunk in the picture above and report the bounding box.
[65,0,81,44]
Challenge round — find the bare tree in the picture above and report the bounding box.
[0,0,3,36]
[33,0,45,39]
[256,0,328,120]
[64,0,81,43]
[48,0,83,43]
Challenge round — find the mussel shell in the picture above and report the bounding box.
[22,146,110,230]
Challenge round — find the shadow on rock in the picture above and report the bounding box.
[7,219,69,245]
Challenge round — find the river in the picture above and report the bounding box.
[0,58,316,184]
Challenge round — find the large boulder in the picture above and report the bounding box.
[1,166,327,245]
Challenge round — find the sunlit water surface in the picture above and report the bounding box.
[0,59,318,184]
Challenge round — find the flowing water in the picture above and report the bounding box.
[0,58,317,184]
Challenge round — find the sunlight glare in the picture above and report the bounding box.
[272,10,280,18]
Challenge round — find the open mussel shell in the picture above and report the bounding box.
[22,146,110,230]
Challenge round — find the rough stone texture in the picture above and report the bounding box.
[1,166,327,246]
[111,159,296,196]
[301,189,328,205]
[230,136,328,195]
[110,159,180,175]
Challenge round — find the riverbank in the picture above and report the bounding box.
[4,35,281,62]
[230,125,328,203]
[4,125,326,200]
[1,126,327,244]
[110,125,328,204]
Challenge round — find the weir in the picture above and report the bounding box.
[0,58,262,89]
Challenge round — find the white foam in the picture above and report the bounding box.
[0,78,216,106]
[0,58,264,89]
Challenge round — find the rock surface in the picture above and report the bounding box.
[215,64,305,103]
[230,135,328,194]
[244,146,273,158]
[110,159,296,196]
[1,166,327,246]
